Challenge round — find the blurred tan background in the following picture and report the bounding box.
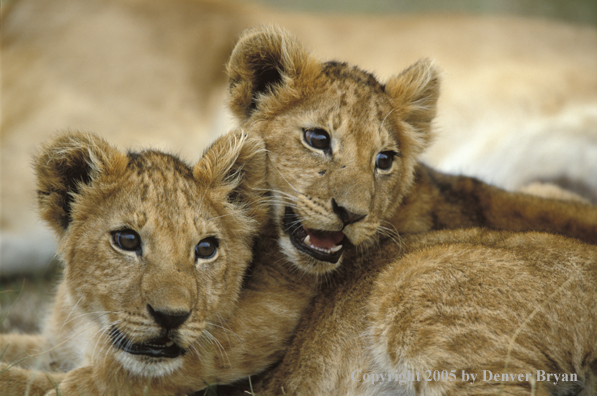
[252,0,596,26]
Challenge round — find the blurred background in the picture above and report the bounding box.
[2,0,597,25]
[251,0,597,26]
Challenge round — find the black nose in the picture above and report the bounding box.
[331,199,366,226]
[147,304,191,330]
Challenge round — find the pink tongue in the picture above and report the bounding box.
[305,228,344,249]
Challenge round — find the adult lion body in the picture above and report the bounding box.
[2,0,597,275]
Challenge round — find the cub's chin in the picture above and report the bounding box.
[114,349,185,378]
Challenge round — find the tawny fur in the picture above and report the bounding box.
[220,27,597,395]
[2,25,596,396]
[226,26,597,276]
[0,130,312,395]
[252,230,597,396]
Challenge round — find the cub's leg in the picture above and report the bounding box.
[0,335,65,395]
[395,164,597,245]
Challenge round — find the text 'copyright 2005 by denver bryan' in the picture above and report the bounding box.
[350,369,578,386]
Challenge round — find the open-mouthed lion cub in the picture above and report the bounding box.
[0,130,298,395]
[218,27,597,395]
[226,27,597,276]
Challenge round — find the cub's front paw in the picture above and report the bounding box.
[45,366,97,396]
[0,362,63,396]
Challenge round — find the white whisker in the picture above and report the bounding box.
[267,158,300,194]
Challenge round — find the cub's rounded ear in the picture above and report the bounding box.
[226,25,318,121]
[385,59,440,154]
[194,130,268,226]
[35,131,127,236]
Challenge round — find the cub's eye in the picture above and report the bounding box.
[112,229,142,252]
[195,237,219,260]
[375,151,396,171]
[304,128,331,151]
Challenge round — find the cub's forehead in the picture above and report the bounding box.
[321,61,385,94]
[314,62,392,118]
[307,62,397,144]
[111,150,212,216]
[126,151,195,181]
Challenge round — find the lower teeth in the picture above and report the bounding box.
[302,236,342,254]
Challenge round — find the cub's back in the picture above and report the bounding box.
[253,230,597,396]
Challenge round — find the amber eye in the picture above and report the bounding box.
[195,237,218,260]
[304,128,331,151]
[112,229,142,252]
[375,151,396,171]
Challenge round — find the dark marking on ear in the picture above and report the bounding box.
[249,63,284,113]
[59,160,93,229]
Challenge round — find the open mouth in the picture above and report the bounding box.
[110,327,185,359]
[283,207,346,263]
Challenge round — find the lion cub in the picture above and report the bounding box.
[217,27,597,395]
[226,27,597,276]
[0,130,288,395]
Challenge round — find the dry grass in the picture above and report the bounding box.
[0,262,61,335]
